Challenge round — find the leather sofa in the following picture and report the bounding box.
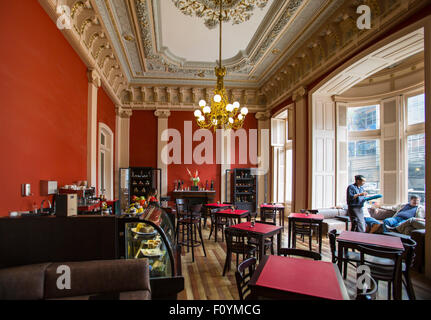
[311,207,425,273]
[0,259,151,300]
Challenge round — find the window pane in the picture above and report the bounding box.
[407,94,425,126]
[348,140,381,195]
[348,105,380,131]
[285,149,292,202]
[278,148,285,203]
[408,134,425,204]
[101,152,105,191]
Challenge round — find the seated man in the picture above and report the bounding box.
[365,195,424,233]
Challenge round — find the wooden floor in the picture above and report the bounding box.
[177,219,431,300]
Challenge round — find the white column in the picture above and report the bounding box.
[115,106,132,198]
[292,87,309,212]
[87,69,101,189]
[424,18,431,279]
[155,110,171,197]
[256,112,271,205]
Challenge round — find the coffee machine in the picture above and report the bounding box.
[55,194,78,217]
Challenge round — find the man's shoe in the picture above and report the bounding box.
[370,223,383,234]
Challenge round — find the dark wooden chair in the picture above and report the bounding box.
[357,245,403,300]
[247,215,274,260]
[208,204,232,242]
[328,229,361,279]
[278,248,322,260]
[367,236,417,300]
[260,203,277,225]
[235,257,257,300]
[223,228,257,276]
[356,274,378,300]
[290,209,320,251]
[175,198,188,244]
[177,203,206,262]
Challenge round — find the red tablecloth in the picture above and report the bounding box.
[260,204,284,209]
[337,231,404,250]
[217,209,249,216]
[230,222,280,234]
[289,213,324,220]
[256,256,344,300]
[205,203,231,208]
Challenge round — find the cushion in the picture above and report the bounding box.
[322,219,347,235]
[317,209,341,219]
[370,208,395,221]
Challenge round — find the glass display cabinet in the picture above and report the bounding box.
[117,208,184,299]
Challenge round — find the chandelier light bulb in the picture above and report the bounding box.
[229,117,234,124]
[240,107,248,115]
[214,94,222,103]
[198,116,205,122]
[233,101,240,109]
[194,110,202,118]
[199,100,206,107]
[226,104,234,112]
[238,114,244,121]
[203,106,211,114]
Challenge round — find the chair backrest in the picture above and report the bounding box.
[175,198,188,217]
[356,274,378,300]
[278,248,322,261]
[401,237,417,269]
[235,257,257,300]
[190,203,203,217]
[328,229,337,263]
[357,245,403,282]
[225,228,248,253]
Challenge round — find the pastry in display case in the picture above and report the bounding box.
[118,207,180,280]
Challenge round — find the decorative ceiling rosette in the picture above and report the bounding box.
[172,0,269,29]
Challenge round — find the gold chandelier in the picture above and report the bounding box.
[194,0,248,131]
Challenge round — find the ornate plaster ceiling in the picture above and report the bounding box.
[92,0,342,88]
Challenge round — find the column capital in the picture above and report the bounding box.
[116,106,132,118]
[255,111,271,121]
[87,68,101,88]
[292,86,307,102]
[154,109,171,119]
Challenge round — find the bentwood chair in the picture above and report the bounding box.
[223,228,256,276]
[370,235,417,300]
[278,248,322,261]
[328,229,361,279]
[177,203,206,262]
[247,215,274,260]
[260,203,277,225]
[235,257,257,300]
[357,245,403,300]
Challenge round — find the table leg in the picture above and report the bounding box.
[288,218,291,248]
[319,221,322,254]
[215,215,218,242]
[277,231,282,256]
[337,243,344,272]
[259,237,265,261]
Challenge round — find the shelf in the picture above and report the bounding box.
[235,192,253,195]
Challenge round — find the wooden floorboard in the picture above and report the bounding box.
[177,219,431,300]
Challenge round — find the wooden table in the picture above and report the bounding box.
[228,222,283,260]
[248,255,349,300]
[215,209,250,242]
[288,213,324,253]
[260,204,285,226]
[336,231,404,299]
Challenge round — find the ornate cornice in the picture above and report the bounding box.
[292,86,307,102]
[255,111,271,121]
[87,68,101,87]
[154,109,171,119]
[116,106,133,118]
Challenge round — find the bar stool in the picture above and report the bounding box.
[177,203,206,262]
[175,198,188,244]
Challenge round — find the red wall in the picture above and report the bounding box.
[97,86,117,195]
[230,113,258,170]
[129,110,158,168]
[0,1,88,215]
[167,112,221,201]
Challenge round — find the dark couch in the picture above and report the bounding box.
[0,259,151,300]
